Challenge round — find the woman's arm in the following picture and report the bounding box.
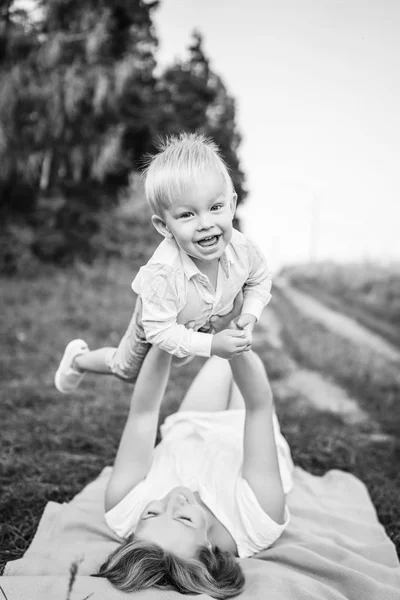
[241,238,272,319]
[105,346,172,512]
[230,351,286,524]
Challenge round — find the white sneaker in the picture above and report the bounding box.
[55,339,89,393]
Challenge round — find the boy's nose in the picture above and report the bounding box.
[198,214,213,229]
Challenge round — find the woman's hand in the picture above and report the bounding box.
[234,313,257,333]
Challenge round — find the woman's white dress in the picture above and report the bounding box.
[105,409,294,558]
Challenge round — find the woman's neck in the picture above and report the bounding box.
[194,492,238,556]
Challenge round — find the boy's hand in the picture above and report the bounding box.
[211,328,252,359]
[234,313,257,333]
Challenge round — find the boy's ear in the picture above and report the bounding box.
[230,192,238,215]
[151,214,173,239]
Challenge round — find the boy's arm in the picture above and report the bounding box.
[137,264,250,359]
[237,239,273,332]
[105,346,172,512]
[230,350,285,524]
[137,263,213,358]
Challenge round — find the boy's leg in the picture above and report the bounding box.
[55,297,150,393]
[103,296,150,381]
[74,347,116,374]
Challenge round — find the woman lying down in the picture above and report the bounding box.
[95,317,294,599]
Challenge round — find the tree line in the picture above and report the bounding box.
[0,0,246,273]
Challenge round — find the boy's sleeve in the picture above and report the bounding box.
[241,239,272,320]
[133,263,213,359]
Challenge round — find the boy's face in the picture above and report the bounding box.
[154,169,236,268]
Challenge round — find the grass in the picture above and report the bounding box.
[270,287,400,551]
[272,287,400,434]
[287,278,400,350]
[282,261,400,329]
[1,258,400,574]
[0,257,214,571]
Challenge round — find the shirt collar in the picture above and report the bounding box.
[178,243,234,280]
[179,248,201,279]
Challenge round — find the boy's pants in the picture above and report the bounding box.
[105,297,204,383]
[105,297,151,383]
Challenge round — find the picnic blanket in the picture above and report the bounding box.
[2,465,400,599]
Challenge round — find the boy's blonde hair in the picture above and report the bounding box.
[143,132,234,216]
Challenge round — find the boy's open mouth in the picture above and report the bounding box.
[197,235,220,248]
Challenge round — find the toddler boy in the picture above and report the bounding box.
[55,133,272,393]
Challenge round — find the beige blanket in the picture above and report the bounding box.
[2,466,400,599]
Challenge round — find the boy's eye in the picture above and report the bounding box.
[146,511,158,517]
[179,212,192,219]
[179,516,192,522]
[211,203,223,211]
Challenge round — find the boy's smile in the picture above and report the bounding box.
[153,169,236,269]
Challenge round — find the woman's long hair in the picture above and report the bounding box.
[93,534,245,599]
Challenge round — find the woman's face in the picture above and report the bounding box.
[134,487,211,559]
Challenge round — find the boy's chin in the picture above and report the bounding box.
[189,250,221,264]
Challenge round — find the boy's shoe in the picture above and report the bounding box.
[55,339,89,393]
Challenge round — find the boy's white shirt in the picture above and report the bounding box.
[132,228,272,359]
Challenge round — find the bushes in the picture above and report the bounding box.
[0,176,158,275]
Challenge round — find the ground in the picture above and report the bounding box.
[1,260,399,573]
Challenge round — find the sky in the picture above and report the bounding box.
[153,0,400,269]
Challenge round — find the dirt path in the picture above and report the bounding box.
[255,307,369,425]
[276,281,400,363]
[291,280,400,350]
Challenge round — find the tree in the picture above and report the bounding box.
[0,0,160,266]
[204,73,247,204]
[157,30,215,134]
[157,30,246,204]
[0,8,247,272]
[30,0,160,187]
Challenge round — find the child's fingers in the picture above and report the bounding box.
[235,344,252,356]
[228,329,247,338]
[239,331,252,344]
[235,336,252,350]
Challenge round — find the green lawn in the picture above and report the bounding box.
[1,259,399,573]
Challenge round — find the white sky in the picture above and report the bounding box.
[153,0,400,269]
